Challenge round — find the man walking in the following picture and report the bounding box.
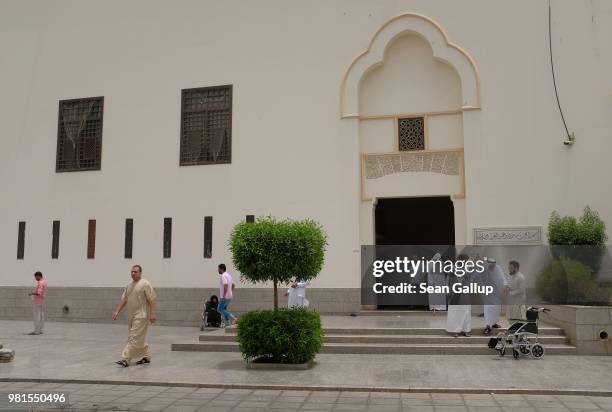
[112,265,156,367]
[218,264,236,327]
[28,271,47,335]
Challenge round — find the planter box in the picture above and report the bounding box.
[541,305,612,355]
[245,359,315,370]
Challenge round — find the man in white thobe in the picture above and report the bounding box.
[285,278,310,308]
[446,254,472,336]
[482,258,507,335]
[506,260,527,321]
[112,265,156,367]
[427,253,447,312]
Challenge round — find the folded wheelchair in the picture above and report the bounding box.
[489,307,549,359]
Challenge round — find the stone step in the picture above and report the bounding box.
[223,326,565,336]
[199,333,569,345]
[171,341,577,355]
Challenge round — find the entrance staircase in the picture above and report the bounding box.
[171,321,576,356]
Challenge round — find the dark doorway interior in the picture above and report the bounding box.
[375,196,455,246]
[374,196,455,309]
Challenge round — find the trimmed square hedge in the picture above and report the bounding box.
[236,308,323,364]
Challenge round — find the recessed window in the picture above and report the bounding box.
[51,220,60,259]
[87,220,96,259]
[180,85,232,166]
[125,219,134,259]
[163,218,172,258]
[17,222,26,260]
[56,97,104,172]
[398,117,425,151]
[246,215,255,223]
[203,216,213,258]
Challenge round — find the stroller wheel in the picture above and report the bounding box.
[499,347,505,357]
[513,349,520,359]
[531,343,545,359]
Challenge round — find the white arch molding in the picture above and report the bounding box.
[340,12,481,118]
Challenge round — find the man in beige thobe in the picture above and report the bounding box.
[112,265,156,367]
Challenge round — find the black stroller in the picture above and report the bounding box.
[200,295,222,331]
[489,307,550,359]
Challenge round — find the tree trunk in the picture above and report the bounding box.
[273,279,278,311]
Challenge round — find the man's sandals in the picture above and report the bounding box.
[115,358,150,367]
[136,357,151,365]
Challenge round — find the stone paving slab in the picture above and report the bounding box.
[1,382,612,412]
[1,320,612,396]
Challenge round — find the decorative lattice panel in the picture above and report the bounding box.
[180,85,232,165]
[364,151,461,179]
[398,117,425,151]
[56,97,104,172]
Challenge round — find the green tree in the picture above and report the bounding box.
[229,217,327,310]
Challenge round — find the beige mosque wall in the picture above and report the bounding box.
[0,0,611,300]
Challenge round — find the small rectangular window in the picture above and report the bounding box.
[87,219,96,259]
[398,117,425,151]
[204,216,213,258]
[163,218,172,258]
[125,218,133,259]
[246,215,255,223]
[51,220,60,259]
[17,221,26,260]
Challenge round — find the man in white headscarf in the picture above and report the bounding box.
[482,258,507,335]
[427,253,447,312]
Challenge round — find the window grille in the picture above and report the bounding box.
[56,97,104,172]
[398,117,425,151]
[180,86,232,165]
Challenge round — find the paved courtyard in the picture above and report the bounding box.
[2,318,612,400]
[2,381,612,412]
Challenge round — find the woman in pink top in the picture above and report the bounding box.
[28,271,47,335]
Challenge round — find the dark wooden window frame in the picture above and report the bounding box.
[180,85,232,166]
[17,221,26,260]
[87,219,96,259]
[56,96,104,172]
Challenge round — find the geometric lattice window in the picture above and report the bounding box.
[180,85,232,166]
[398,117,425,151]
[56,97,104,172]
